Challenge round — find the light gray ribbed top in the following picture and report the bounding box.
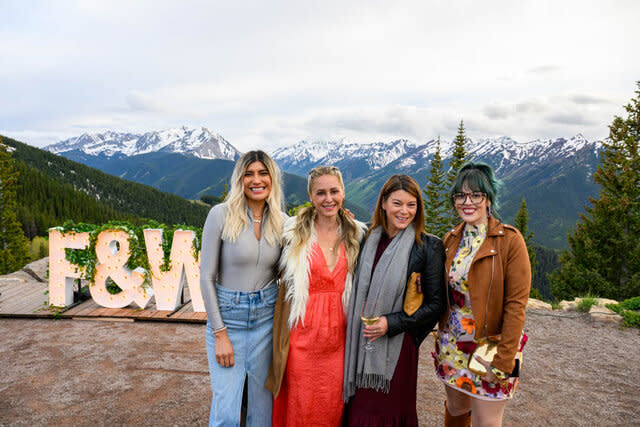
[199,202,286,330]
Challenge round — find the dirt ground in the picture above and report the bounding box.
[1,310,639,426]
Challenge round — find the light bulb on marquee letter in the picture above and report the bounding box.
[143,229,204,312]
[48,229,90,307]
[91,230,152,309]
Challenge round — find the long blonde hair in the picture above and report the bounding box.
[289,166,361,274]
[222,150,284,246]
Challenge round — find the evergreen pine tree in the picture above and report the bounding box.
[446,120,472,185]
[550,82,640,301]
[514,197,539,297]
[445,120,473,231]
[0,138,31,273]
[423,137,448,237]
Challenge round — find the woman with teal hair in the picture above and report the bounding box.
[434,162,531,427]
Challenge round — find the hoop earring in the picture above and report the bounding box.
[487,205,492,219]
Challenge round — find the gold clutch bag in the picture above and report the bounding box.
[468,336,500,376]
[403,272,423,316]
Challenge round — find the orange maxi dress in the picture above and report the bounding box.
[273,242,348,427]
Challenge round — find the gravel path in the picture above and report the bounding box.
[1,310,638,426]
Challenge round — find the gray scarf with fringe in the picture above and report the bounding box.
[343,224,414,400]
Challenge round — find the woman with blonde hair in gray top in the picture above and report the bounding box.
[200,150,287,427]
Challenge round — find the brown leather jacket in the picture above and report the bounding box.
[439,216,531,374]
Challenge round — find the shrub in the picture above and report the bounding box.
[29,236,49,261]
[575,295,598,313]
[529,287,543,300]
[620,311,640,328]
[618,296,640,311]
[606,296,640,329]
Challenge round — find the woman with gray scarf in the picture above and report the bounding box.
[343,174,446,426]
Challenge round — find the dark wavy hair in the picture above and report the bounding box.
[448,162,502,218]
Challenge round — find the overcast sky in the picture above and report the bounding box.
[1,0,639,151]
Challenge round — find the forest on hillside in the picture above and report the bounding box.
[2,135,209,238]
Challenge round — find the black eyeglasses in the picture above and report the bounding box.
[452,192,486,205]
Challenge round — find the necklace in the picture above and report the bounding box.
[252,210,263,224]
[315,220,339,260]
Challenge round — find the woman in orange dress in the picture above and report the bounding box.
[266,166,366,426]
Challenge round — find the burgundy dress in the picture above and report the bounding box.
[346,234,419,427]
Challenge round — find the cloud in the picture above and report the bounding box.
[126,91,165,112]
[515,100,547,114]
[303,107,424,137]
[0,129,67,147]
[546,112,598,126]
[569,94,614,105]
[247,105,456,148]
[471,94,618,140]
[527,65,562,74]
[483,103,513,120]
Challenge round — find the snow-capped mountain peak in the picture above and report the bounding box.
[46,126,240,160]
[272,134,604,179]
[272,137,417,173]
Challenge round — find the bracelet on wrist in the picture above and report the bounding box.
[213,326,227,336]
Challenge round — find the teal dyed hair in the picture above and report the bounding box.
[448,162,502,216]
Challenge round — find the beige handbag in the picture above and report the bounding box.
[468,336,501,376]
[403,272,423,316]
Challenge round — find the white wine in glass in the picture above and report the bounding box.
[360,316,380,326]
[360,297,378,352]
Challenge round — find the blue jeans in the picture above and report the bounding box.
[206,282,278,427]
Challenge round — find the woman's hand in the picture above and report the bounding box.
[363,316,389,342]
[475,356,499,383]
[214,329,235,368]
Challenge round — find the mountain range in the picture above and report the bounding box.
[273,134,600,184]
[45,127,604,249]
[47,126,240,160]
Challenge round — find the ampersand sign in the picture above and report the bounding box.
[90,230,152,309]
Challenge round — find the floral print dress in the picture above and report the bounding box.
[433,223,526,400]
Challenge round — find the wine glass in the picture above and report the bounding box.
[360,295,379,352]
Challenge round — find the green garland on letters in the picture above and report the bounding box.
[55,220,202,295]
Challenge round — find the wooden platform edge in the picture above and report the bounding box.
[0,311,207,324]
